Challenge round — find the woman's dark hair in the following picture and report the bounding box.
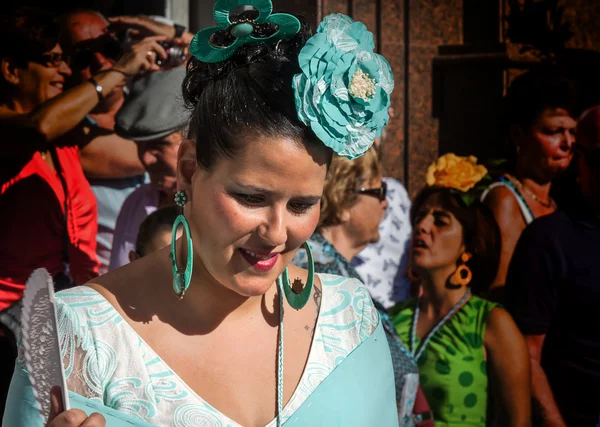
[501,67,580,173]
[0,7,59,68]
[410,186,501,294]
[135,205,179,258]
[505,68,580,131]
[182,11,327,170]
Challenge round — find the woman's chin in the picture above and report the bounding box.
[410,256,445,274]
[547,157,573,176]
[410,250,427,265]
[369,232,381,244]
[227,275,278,298]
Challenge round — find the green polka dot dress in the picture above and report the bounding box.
[392,296,500,426]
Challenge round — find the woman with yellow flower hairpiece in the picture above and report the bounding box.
[390,154,532,426]
[5,2,404,427]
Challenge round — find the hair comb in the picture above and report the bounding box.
[190,0,301,63]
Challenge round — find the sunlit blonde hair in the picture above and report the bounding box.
[319,146,382,228]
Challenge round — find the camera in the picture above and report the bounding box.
[156,41,187,68]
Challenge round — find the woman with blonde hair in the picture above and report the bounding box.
[297,147,388,271]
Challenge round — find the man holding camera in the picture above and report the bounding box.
[59,10,192,273]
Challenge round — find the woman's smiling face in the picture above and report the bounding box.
[181,134,329,297]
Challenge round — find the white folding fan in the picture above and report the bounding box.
[21,268,156,426]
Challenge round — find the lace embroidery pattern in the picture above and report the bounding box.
[19,274,378,426]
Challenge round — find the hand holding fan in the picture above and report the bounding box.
[21,268,157,426]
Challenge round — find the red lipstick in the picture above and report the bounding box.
[239,249,280,271]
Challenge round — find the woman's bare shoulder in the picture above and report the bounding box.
[84,270,127,310]
[85,251,171,322]
[484,185,520,211]
[484,306,524,349]
[483,185,525,227]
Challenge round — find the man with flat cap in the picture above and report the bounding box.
[109,66,188,271]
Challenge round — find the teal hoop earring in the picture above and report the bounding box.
[278,241,314,310]
[170,191,194,299]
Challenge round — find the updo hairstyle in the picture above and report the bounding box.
[182,10,329,170]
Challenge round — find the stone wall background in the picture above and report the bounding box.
[315,0,600,196]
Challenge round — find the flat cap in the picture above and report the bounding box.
[115,66,188,141]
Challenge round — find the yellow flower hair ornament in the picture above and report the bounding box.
[426,153,491,206]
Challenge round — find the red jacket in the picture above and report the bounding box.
[0,146,99,311]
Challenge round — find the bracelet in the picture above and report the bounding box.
[88,77,104,102]
[173,23,186,38]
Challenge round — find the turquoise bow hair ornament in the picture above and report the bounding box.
[190,0,301,63]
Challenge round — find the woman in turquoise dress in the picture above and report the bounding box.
[4,4,400,427]
[391,155,531,426]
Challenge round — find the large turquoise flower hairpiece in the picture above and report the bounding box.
[293,14,394,159]
[190,0,301,63]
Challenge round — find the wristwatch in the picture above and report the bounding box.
[88,77,104,102]
[173,23,186,38]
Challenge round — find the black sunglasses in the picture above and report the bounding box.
[573,143,600,169]
[68,34,122,69]
[27,52,68,68]
[356,181,387,201]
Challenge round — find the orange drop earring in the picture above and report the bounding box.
[453,253,472,286]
